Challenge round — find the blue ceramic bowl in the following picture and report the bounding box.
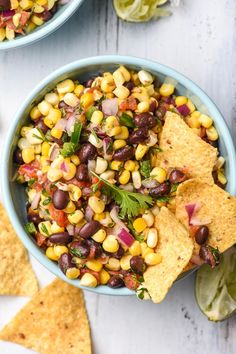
[0,0,84,50]
[2,55,236,296]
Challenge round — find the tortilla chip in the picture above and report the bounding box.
[0,203,38,296]
[0,278,91,354]
[144,207,193,303]
[157,111,218,183]
[175,179,236,253]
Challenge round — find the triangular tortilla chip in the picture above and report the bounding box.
[175,179,236,253]
[0,203,38,296]
[0,278,91,354]
[144,207,193,303]
[157,112,218,183]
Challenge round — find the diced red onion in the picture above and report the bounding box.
[185,202,202,225]
[88,159,96,172]
[60,161,69,173]
[84,205,94,221]
[142,178,158,188]
[110,207,129,231]
[117,228,135,247]
[2,10,15,20]
[82,187,92,197]
[66,113,76,135]
[103,137,113,160]
[54,119,67,131]
[66,224,75,236]
[49,144,59,161]
[177,104,190,117]
[55,182,68,191]
[190,217,211,226]
[58,0,70,4]
[102,98,118,116]
[31,192,41,210]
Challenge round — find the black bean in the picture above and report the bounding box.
[52,189,69,210]
[199,245,216,268]
[58,101,69,109]
[106,246,125,259]
[195,226,209,245]
[79,221,100,239]
[107,275,125,288]
[58,253,74,274]
[149,183,171,198]
[14,149,24,164]
[78,143,97,163]
[49,232,72,245]
[76,164,89,182]
[35,118,48,134]
[128,127,149,144]
[130,256,145,275]
[28,213,42,225]
[87,239,103,258]
[124,81,134,91]
[70,240,90,259]
[134,113,157,128]
[169,169,186,184]
[39,10,53,21]
[0,0,11,10]
[113,146,135,161]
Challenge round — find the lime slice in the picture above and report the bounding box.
[195,249,236,321]
[113,0,170,22]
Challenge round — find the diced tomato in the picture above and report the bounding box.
[35,232,47,248]
[124,273,140,290]
[119,96,137,111]
[189,225,199,238]
[67,178,91,188]
[80,268,100,283]
[20,11,30,26]
[48,204,68,227]
[18,164,38,179]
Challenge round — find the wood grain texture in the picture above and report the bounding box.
[0,0,236,353]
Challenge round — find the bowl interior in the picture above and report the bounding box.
[0,0,84,50]
[4,57,236,296]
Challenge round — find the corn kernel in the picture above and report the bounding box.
[25,21,36,34]
[102,235,119,253]
[124,160,136,172]
[175,96,188,106]
[12,13,21,27]
[51,127,63,139]
[150,167,167,183]
[186,99,195,113]
[142,246,154,258]
[34,144,41,154]
[63,92,80,107]
[159,83,175,97]
[145,252,162,266]
[133,218,147,233]
[137,101,149,113]
[22,147,35,163]
[199,114,213,128]
[5,27,15,40]
[95,157,108,174]
[206,126,218,141]
[120,255,132,270]
[86,260,103,272]
[44,92,59,106]
[41,141,50,157]
[111,160,123,171]
[47,168,63,182]
[129,241,141,256]
[186,114,201,129]
[147,228,158,248]
[70,155,80,165]
[74,84,84,97]
[119,170,130,185]
[38,221,52,237]
[142,211,154,227]
[80,273,97,287]
[38,100,52,116]
[80,93,94,109]
[66,267,80,279]
[115,126,129,140]
[63,200,76,214]
[91,110,104,125]
[113,85,130,99]
[105,115,119,129]
[10,0,19,8]
[31,15,44,26]
[21,126,32,137]
[19,0,33,10]
[100,269,110,285]
[54,245,68,258]
[105,257,120,271]
[113,140,126,151]
[68,210,84,224]
[92,229,106,243]
[113,69,125,86]
[135,144,149,160]
[46,246,58,261]
[101,76,115,93]
[51,221,65,234]
[217,171,227,185]
[88,196,105,214]
[93,212,106,221]
[57,79,75,94]
[109,126,122,137]
[119,66,131,81]
[68,184,82,201]
[62,163,76,181]
[0,28,6,42]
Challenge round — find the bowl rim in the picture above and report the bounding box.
[0,0,84,51]
[2,55,236,296]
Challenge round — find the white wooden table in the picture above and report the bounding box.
[0,0,236,353]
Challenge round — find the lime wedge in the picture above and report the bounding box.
[195,249,236,321]
[113,0,170,22]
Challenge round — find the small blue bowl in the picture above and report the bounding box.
[0,0,84,50]
[2,55,236,296]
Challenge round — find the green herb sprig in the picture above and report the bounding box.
[61,121,82,157]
